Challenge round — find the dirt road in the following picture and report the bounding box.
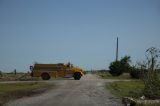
[4,74,123,106]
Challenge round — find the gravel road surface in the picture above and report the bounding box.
[4,74,124,106]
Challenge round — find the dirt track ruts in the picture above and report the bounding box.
[4,74,124,106]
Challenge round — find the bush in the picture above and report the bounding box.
[109,61,123,76]
[130,68,141,79]
[109,56,131,76]
[142,47,160,99]
[143,72,160,99]
[130,67,147,79]
[0,71,2,77]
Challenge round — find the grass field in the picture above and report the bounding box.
[0,72,42,81]
[0,82,48,92]
[106,81,144,98]
[0,82,52,105]
[96,72,145,98]
[97,72,131,79]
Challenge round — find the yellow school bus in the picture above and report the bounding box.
[30,63,84,80]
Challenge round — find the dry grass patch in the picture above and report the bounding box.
[0,82,52,106]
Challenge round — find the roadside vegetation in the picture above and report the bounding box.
[0,72,35,81]
[106,81,144,98]
[97,72,131,80]
[0,82,52,106]
[100,47,160,100]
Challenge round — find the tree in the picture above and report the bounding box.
[109,61,122,76]
[130,61,148,79]
[0,71,2,77]
[146,47,160,71]
[143,47,160,99]
[109,55,131,76]
[120,56,131,73]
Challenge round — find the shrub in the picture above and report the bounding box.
[0,71,2,77]
[130,67,147,79]
[141,47,160,99]
[109,56,131,76]
[109,61,123,76]
[143,72,160,99]
[130,68,141,79]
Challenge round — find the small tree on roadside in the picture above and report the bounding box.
[130,67,141,79]
[130,61,148,79]
[109,56,131,76]
[120,56,131,73]
[143,47,160,99]
[109,61,122,76]
[0,71,2,77]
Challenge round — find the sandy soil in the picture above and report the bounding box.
[4,74,124,106]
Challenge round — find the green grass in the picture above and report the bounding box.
[0,82,47,92]
[106,81,144,98]
[98,72,131,79]
[0,73,34,81]
[0,82,51,105]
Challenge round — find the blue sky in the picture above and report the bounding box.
[0,0,160,72]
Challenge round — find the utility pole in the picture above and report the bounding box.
[116,37,119,61]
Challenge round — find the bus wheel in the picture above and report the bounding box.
[74,72,81,80]
[41,73,50,80]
